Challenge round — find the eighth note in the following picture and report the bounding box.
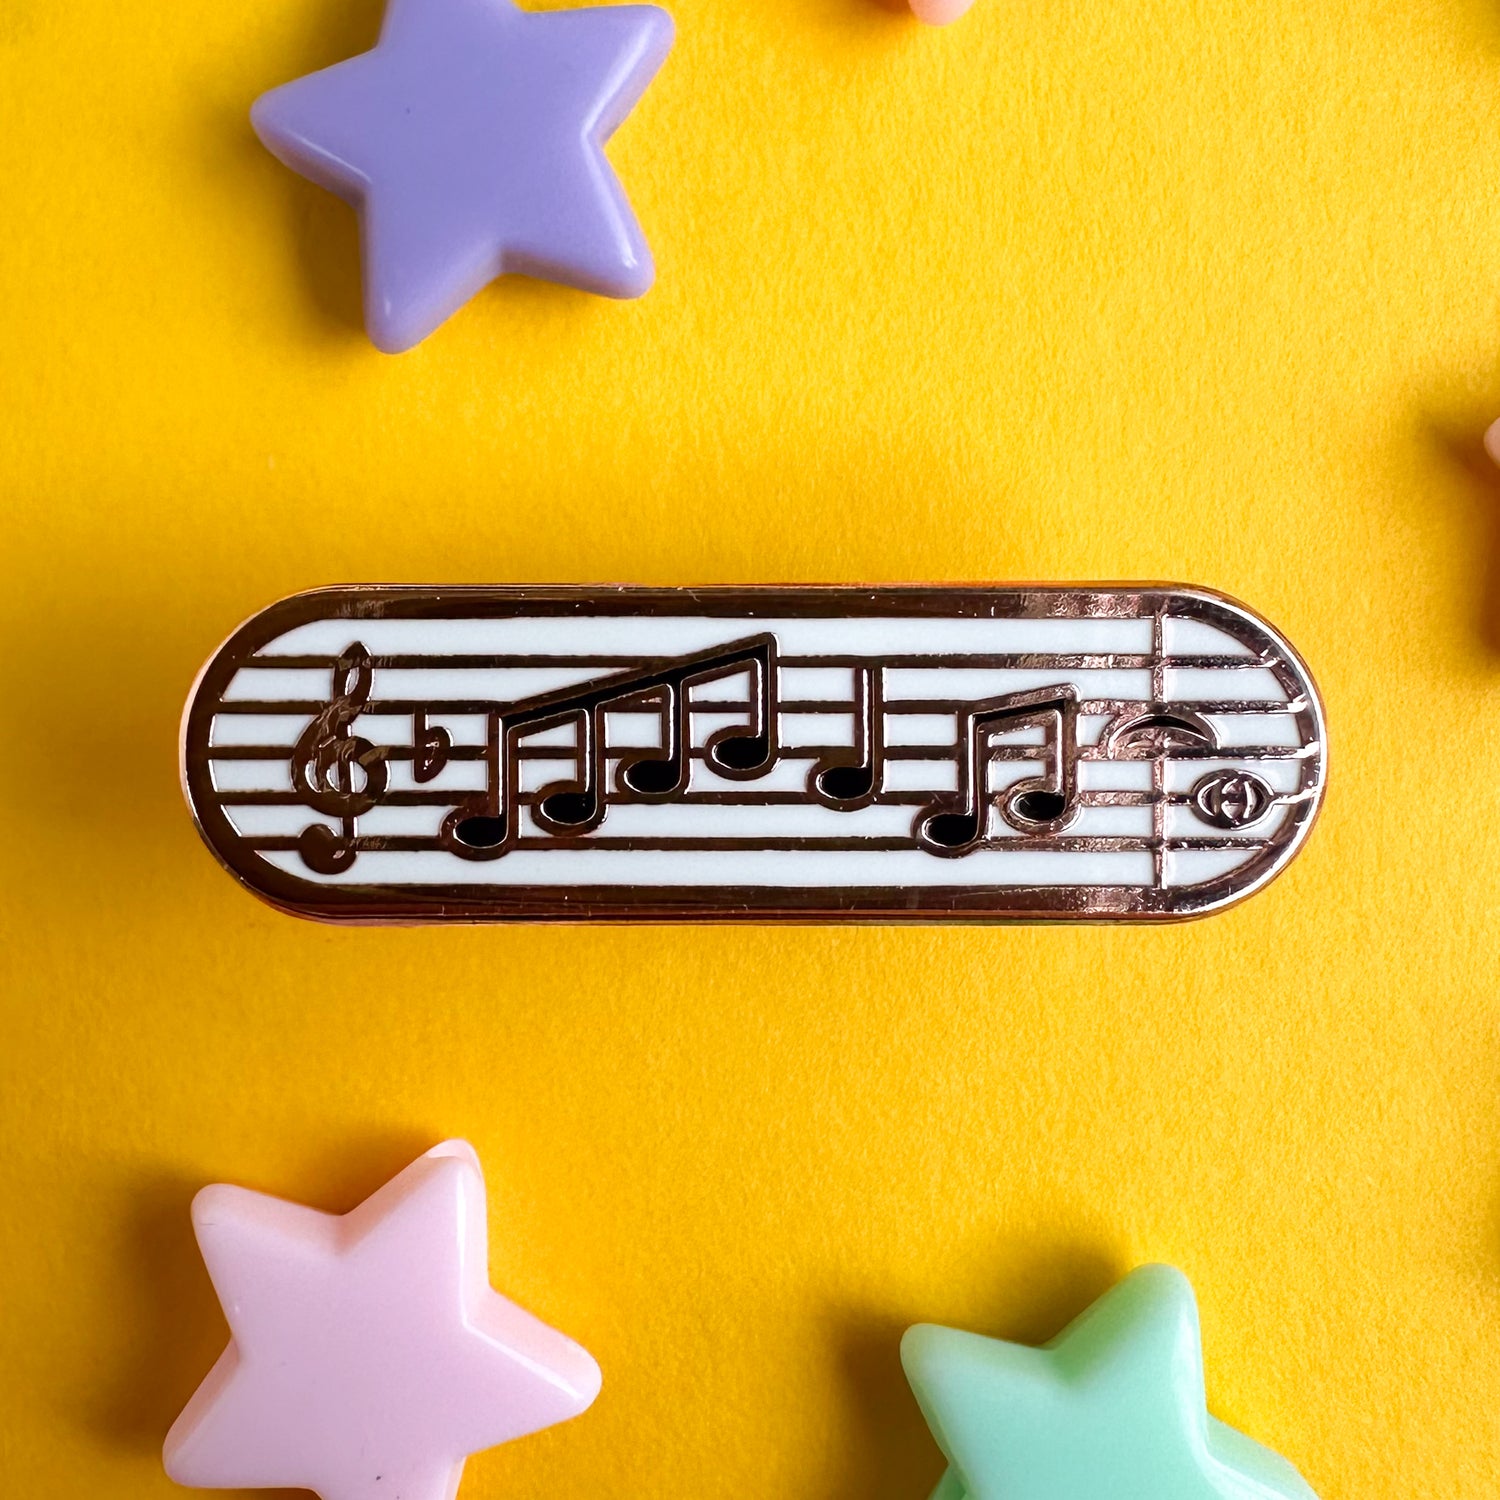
[617,685,686,798]
[916,684,1081,857]
[618,636,778,795]
[701,640,776,779]
[533,704,606,835]
[441,709,509,858]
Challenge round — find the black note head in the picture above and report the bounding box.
[1009,789,1069,826]
[814,764,875,804]
[708,732,771,777]
[916,810,981,856]
[621,757,682,798]
[536,790,599,830]
[452,815,508,851]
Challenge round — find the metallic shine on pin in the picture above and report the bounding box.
[180,585,1327,923]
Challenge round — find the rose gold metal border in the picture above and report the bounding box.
[180,584,1327,924]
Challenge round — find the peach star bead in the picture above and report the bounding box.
[909,0,977,24]
[163,1140,601,1500]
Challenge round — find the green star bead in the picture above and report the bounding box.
[901,1265,1319,1500]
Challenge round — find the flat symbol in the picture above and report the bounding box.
[163,1140,600,1500]
[251,0,674,352]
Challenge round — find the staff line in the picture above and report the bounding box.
[217,787,1253,810]
[231,650,1279,673]
[205,740,1316,765]
[238,832,1276,856]
[209,694,1306,718]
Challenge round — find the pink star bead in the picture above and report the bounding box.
[909,0,977,24]
[163,1140,601,1500]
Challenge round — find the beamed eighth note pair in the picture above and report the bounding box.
[182,583,1326,921]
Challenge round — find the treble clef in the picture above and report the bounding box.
[289,642,389,874]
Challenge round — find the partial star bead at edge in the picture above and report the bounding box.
[909,0,977,23]
[251,0,674,352]
[163,1140,600,1500]
[902,1264,1320,1500]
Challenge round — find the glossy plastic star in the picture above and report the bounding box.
[909,0,977,22]
[902,1265,1319,1500]
[163,1140,601,1500]
[251,0,674,352]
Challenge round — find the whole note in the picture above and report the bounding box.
[289,643,389,873]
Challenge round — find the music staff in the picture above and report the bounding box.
[277,640,1287,873]
[533,702,607,836]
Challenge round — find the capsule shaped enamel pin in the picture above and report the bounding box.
[181,585,1326,923]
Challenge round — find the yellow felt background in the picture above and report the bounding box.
[3,0,1500,1494]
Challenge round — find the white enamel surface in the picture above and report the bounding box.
[257,845,1161,888]
[194,599,1323,900]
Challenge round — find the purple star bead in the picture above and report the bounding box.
[251,0,674,352]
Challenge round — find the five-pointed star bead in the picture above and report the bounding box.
[251,0,674,352]
[902,1265,1319,1500]
[163,1140,601,1500]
